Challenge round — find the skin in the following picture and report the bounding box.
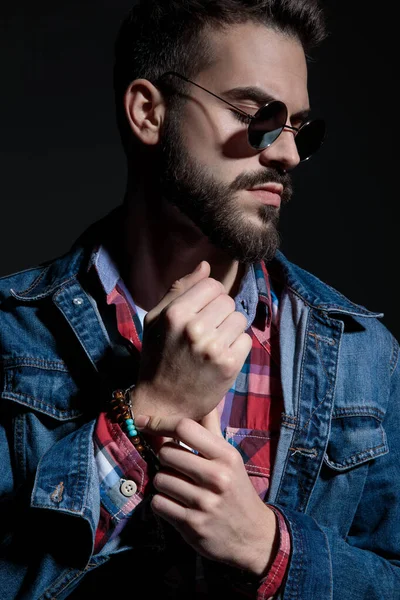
[118,22,310,578]
[121,21,309,308]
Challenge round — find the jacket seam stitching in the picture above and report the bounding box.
[11,265,50,296]
[389,335,399,376]
[2,392,81,418]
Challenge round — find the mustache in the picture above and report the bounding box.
[229,169,293,203]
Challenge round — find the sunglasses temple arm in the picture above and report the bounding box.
[163,71,253,119]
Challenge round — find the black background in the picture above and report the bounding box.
[1,2,397,339]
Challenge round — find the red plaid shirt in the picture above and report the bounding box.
[91,245,290,598]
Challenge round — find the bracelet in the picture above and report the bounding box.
[109,385,159,470]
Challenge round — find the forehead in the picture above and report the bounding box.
[200,22,309,110]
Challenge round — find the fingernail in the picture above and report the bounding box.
[135,415,150,429]
[195,261,203,272]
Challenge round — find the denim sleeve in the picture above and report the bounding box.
[273,336,400,600]
[0,404,105,599]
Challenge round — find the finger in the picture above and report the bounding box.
[148,435,175,454]
[156,442,216,486]
[136,415,224,460]
[153,469,200,508]
[194,309,248,349]
[167,276,226,317]
[228,331,253,362]
[199,408,223,438]
[145,261,211,325]
[151,493,188,525]
[185,294,237,340]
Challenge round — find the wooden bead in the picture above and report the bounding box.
[136,445,145,453]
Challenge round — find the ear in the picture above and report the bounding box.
[123,79,166,146]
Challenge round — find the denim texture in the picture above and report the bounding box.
[0,208,399,599]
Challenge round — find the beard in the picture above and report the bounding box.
[157,107,293,265]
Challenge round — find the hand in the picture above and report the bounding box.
[135,413,278,576]
[132,261,252,421]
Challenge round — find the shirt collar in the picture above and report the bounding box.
[89,244,119,295]
[89,244,274,328]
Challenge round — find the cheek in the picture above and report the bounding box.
[180,106,248,183]
[181,103,237,157]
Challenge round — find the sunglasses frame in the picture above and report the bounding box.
[159,71,325,161]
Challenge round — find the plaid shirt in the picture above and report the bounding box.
[91,245,290,599]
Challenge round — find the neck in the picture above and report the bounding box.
[113,172,245,311]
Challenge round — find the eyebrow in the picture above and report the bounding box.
[222,86,311,122]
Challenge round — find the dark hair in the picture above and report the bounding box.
[114,0,327,155]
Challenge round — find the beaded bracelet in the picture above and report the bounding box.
[109,385,159,470]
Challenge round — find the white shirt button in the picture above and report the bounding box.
[73,297,84,306]
[120,479,137,497]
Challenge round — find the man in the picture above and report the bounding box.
[0,1,399,599]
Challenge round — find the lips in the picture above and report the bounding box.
[249,183,283,195]
[247,183,283,207]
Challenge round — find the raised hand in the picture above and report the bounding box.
[131,261,252,421]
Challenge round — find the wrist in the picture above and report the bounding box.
[109,387,160,471]
[129,382,157,415]
[246,504,279,577]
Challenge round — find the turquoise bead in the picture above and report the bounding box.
[126,419,134,426]
[126,424,138,437]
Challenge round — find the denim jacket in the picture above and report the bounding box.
[1,209,399,599]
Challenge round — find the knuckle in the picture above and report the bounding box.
[197,492,217,513]
[219,355,239,379]
[210,468,231,492]
[242,332,253,350]
[225,445,241,467]
[164,304,184,327]
[175,417,191,440]
[237,311,248,329]
[220,294,235,312]
[204,278,224,295]
[185,320,204,343]
[187,510,205,533]
[143,312,153,328]
[147,415,163,431]
[204,339,222,361]
[169,278,185,293]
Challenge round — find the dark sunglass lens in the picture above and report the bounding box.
[248,101,287,149]
[295,119,326,161]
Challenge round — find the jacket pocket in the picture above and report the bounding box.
[324,408,389,471]
[1,356,83,421]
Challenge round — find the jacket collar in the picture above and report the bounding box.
[10,206,122,302]
[10,206,383,319]
[269,251,383,318]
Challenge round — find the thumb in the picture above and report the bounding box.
[199,408,223,438]
[145,261,210,326]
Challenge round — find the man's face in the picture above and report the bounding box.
[158,23,310,264]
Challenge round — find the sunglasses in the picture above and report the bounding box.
[161,71,326,162]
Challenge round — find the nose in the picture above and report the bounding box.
[258,126,301,172]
